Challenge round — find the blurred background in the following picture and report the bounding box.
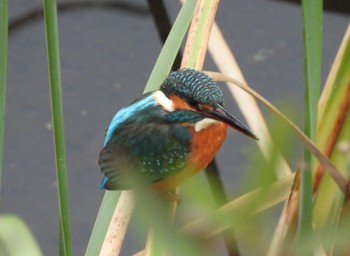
[1,0,349,254]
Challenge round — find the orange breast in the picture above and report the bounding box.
[152,94,228,191]
[188,122,227,170]
[152,122,227,191]
[168,94,228,169]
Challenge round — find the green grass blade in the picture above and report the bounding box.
[297,0,322,253]
[0,215,43,256]
[43,0,72,255]
[314,26,350,229]
[181,173,295,237]
[0,0,8,196]
[313,25,350,253]
[85,1,196,254]
[144,0,196,93]
[85,191,120,256]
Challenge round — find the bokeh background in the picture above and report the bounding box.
[1,0,349,254]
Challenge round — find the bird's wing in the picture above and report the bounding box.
[99,121,191,190]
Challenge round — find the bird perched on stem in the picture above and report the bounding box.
[99,69,257,191]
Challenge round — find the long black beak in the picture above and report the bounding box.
[203,105,258,140]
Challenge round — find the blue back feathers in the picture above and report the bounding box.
[160,68,224,107]
[104,93,156,146]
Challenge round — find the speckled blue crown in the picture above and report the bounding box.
[160,69,224,107]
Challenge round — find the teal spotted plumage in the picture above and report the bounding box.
[99,96,195,189]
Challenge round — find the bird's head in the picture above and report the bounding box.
[159,69,258,140]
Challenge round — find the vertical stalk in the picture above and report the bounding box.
[297,0,322,253]
[0,0,8,197]
[145,0,197,93]
[43,0,72,255]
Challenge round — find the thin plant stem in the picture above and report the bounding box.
[147,0,182,70]
[43,0,72,254]
[205,160,240,256]
[0,0,8,197]
[297,0,322,253]
[145,0,197,93]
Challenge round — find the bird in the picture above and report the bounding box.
[98,68,258,191]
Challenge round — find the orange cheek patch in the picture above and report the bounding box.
[170,95,193,110]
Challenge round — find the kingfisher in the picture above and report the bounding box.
[99,69,258,191]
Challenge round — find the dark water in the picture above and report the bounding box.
[1,0,349,255]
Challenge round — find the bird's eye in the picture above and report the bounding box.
[188,98,199,108]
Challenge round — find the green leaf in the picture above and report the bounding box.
[144,0,196,93]
[313,25,350,253]
[0,215,42,256]
[181,173,295,238]
[297,0,322,253]
[85,191,120,256]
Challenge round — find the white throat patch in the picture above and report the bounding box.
[152,90,174,112]
[194,118,219,132]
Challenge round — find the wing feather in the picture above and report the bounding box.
[99,114,192,190]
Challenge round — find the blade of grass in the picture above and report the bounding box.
[334,147,350,254]
[43,0,72,255]
[147,0,182,70]
[144,0,197,93]
[134,186,212,256]
[86,1,197,254]
[134,172,295,256]
[313,24,350,232]
[317,27,350,160]
[315,26,350,255]
[268,168,301,255]
[269,24,350,255]
[0,0,8,196]
[298,0,322,253]
[205,160,241,255]
[181,173,295,238]
[85,191,120,256]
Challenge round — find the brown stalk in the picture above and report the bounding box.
[180,0,219,70]
[99,191,135,256]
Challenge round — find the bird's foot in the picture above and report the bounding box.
[159,191,182,205]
